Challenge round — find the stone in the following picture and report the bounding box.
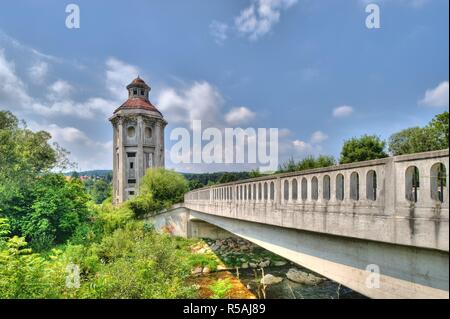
[202,267,211,274]
[261,274,283,285]
[259,260,270,268]
[192,267,203,275]
[273,261,287,267]
[249,262,258,269]
[241,262,249,269]
[217,265,227,271]
[286,268,324,285]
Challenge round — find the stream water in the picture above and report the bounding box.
[193,237,367,299]
[234,266,366,299]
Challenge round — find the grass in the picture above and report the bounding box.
[209,278,233,299]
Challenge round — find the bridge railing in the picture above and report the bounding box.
[184,150,449,251]
[186,149,448,210]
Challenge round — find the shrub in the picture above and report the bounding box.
[209,279,233,299]
[128,168,189,217]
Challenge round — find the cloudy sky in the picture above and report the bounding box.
[0,0,448,172]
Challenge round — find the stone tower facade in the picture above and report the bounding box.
[109,77,167,204]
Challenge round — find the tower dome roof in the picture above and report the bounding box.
[126,76,149,89]
[113,76,163,116]
[114,98,162,115]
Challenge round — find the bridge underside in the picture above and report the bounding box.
[151,207,449,299]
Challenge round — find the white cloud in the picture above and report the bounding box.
[210,20,229,45]
[225,107,256,125]
[333,105,354,118]
[0,49,32,105]
[47,80,74,100]
[235,0,298,41]
[28,61,49,83]
[310,130,328,144]
[105,57,140,101]
[292,139,313,152]
[29,122,112,171]
[419,81,449,108]
[157,81,225,128]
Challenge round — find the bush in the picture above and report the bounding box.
[128,168,189,217]
[209,279,233,299]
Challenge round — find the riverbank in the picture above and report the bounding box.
[187,237,366,299]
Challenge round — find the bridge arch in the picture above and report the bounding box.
[406,166,420,203]
[431,162,447,203]
[350,172,360,201]
[323,175,331,201]
[366,170,377,201]
[336,174,344,201]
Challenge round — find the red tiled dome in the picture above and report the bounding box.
[114,97,162,115]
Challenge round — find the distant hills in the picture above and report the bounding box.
[64,170,112,177]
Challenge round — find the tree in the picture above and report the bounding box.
[278,155,336,173]
[340,135,387,164]
[0,111,71,216]
[428,111,449,149]
[91,179,112,204]
[128,169,189,217]
[388,112,449,156]
[188,179,204,191]
[21,174,90,250]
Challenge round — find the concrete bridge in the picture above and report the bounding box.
[155,150,449,299]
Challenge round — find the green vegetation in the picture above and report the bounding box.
[184,171,258,190]
[127,168,189,217]
[388,111,449,156]
[209,278,233,299]
[1,108,447,299]
[0,111,200,299]
[340,135,388,164]
[278,155,336,173]
[188,252,220,271]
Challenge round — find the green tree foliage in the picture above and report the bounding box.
[128,168,189,217]
[339,135,387,164]
[188,179,204,191]
[0,111,57,209]
[91,179,112,204]
[278,155,336,173]
[388,111,449,156]
[0,111,84,249]
[21,174,90,250]
[0,214,197,299]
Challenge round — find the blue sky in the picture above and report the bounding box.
[0,0,448,172]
